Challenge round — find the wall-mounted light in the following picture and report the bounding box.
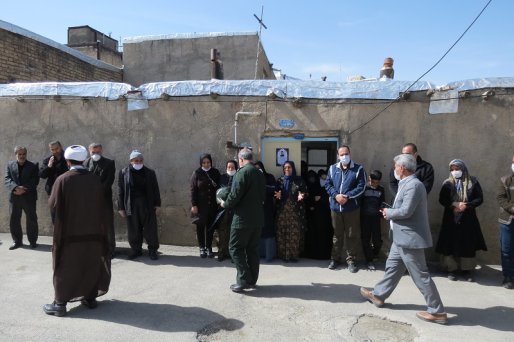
[482,90,495,101]
[292,97,304,108]
[459,91,470,99]
[400,91,410,101]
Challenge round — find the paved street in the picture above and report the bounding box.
[0,233,513,341]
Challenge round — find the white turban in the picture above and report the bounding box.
[64,145,88,162]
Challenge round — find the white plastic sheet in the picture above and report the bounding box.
[0,82,134,100]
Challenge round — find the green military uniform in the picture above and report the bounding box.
[224,162,266,286]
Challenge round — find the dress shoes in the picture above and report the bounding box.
[328,260,340,270]
[30,243,38,249]
[127,250,143,260]
[416,311,448,324]
[348,262,359,273]
[230,283,254,293]
[200,248,207,258]
[43,302,67,317]
[360,287,384,307]
[81,298,98,309]
[149,250,159,260]
[502,277,513,289]
[9,242,22,250]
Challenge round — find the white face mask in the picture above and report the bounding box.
[394,169,401,181]
[339,155,351,165]
[451,170,462,179]
[91,154,101,162]
[132,163,143,171]
[511,163,514,173]
[202,166,211,172]
[227,170,236,176]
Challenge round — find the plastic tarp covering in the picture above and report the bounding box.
[139,79,436,100]
[0,82,134,100]
[440,77,514,91]
[123,31,257,44]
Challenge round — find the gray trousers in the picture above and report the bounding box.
[373,242,445,314]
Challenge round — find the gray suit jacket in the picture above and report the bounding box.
[387,175,432,249]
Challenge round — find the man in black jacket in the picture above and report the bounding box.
[39,141,68,223]
[117,150,161,260]
[84,143,116,258]
[4,146,40,249]
[389,143,434,199]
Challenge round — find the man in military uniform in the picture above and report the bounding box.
[221,148,265,292]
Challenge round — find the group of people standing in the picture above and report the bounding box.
[5,141,162,316]
[5,139,514,320]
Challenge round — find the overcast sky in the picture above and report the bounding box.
[2,0,511,85]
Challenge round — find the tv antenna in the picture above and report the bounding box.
[253,6,267,79]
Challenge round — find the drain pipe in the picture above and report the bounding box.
[234,111,261,146]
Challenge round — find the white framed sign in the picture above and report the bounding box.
[276,148,289,166]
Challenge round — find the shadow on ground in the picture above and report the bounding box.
[68,299,244,333]
[376,302,514,332]
[244,283,363,303]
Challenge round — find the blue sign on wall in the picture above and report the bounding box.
[278,119,295,129]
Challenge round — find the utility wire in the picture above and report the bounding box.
[349,0,493,135]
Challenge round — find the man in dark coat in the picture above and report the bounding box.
[84,143,116,258]
[4,146,40,249]
[389,143,434,198]
[221,148,266,292]
[39,140,68,223]
[117,150,161,260]
[43,145,110,317]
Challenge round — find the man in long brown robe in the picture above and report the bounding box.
[43,145,111,317]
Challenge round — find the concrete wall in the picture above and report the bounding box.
[123,34,275,86]
[0,89,512,264]
[0,27,122,83]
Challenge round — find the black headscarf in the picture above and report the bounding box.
[199,153,212,166]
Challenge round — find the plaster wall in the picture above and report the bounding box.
[0,91,512,264]
[123,34,274,86]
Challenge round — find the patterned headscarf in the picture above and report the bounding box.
[447,159,471,202]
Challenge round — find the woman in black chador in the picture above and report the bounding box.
[254,161,277,262]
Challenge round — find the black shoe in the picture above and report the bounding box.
[461,270,474,282]
[328,260,340,270]
[127,250,143,260]
[30,243,38,249]
[43,302,67,317]
[81,298,98,309]
[503,277,513,289]
[207,249,215,258]
[230,284,249,293]
[366,262,376,271]
[200,248,207,258]
[448,272,457,281]
[149,250,158,260]
[9,242,22,250]
[348,262,359,273]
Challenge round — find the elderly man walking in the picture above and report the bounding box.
[43,145,110,317]
[360,154,447,324]
[498,155,514,289]
[4,146,40,249]
[220,148,265,292]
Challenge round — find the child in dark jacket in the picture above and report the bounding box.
[360,170,385,270]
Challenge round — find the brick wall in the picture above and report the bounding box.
[0,28,122,83]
